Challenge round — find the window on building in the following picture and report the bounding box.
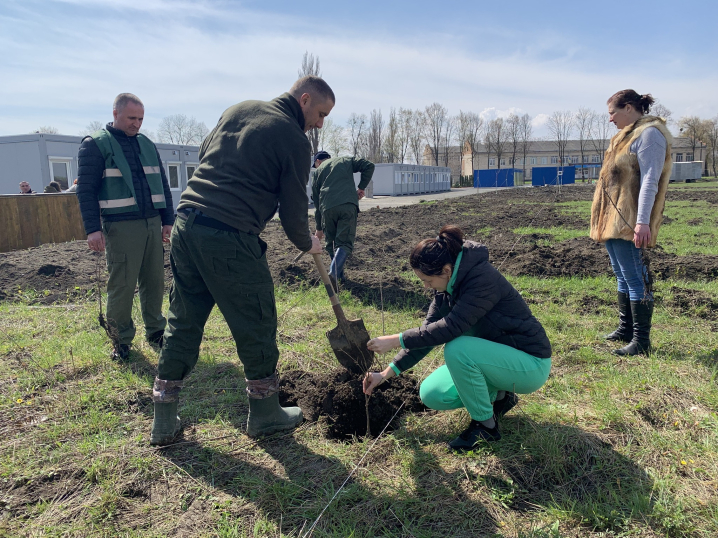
[500,158,506,166]
[591,155,600,163]
[489,158,496,166]
[686,153,694,161]
[530,157,537,165]
[50,160,70,190]
[541,157,547,165]
[186,164,197,180]
[550,156,558,164]
[168,164,180,189]
[675,153,684,162]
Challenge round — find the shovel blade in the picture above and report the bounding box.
[327,318,375,375]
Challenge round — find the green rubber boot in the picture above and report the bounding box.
[247,393,303,438]
[150,402,181,446]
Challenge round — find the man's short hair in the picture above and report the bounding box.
[290,76,335,104]
[113,93,144,113]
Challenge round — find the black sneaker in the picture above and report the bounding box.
[147,330,164,349]
[493,392,519,418]
[111,344,130,361]
[448,419,501,451]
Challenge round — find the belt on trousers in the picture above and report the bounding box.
[177,207,239,233]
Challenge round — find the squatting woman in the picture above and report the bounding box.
[591,90,673,355]
[363,225,552,451]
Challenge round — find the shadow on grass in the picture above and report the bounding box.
[394,409,694,536]
[419,413,680,536]
[121,347,158,384]
[155,360,498,537]
[160,433,499,537]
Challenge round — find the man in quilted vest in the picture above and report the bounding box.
[77,93,175,361]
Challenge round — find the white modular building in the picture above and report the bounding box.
[369,163,451,196]
[0,133,200,209]
[669,161,703,182]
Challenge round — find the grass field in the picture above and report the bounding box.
[1,183,718,537]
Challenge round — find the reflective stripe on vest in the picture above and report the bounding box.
[90,129,167,215]
[99,197,136,209]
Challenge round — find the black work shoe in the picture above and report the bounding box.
[147,330,164,349]
[448,419,501,451]
[493,392,519,418]
[111,344,130,361]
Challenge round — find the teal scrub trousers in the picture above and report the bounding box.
[419,336,551,422]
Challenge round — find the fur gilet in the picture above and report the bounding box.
[590,116,672,247]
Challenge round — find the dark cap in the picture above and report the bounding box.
[313,151,331,164]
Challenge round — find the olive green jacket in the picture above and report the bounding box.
[312,157,374,230]
[179,93,313,251]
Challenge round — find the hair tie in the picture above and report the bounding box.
[436,235,442,242]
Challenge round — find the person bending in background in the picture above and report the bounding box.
[311,151,374,290]
[591,89,672,356]
[363,225,552,451]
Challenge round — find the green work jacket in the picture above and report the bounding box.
[312,156,374,230]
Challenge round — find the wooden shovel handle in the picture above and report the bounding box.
[312,253,348,324]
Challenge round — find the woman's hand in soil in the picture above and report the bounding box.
[367,334,401,354]
[363,367,395,395]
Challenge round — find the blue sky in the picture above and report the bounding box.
[1,0,716,137]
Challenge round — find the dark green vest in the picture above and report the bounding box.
[90,129,166,215]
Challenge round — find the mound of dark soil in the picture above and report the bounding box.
[279,370,426,440]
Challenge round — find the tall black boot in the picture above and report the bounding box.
[604,292,633,343]
[613,301,653,356]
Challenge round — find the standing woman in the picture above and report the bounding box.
[591,90,673,356]
[363,226,552,451]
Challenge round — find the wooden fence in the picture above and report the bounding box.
[0,194,86,253]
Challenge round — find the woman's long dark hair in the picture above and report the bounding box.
[409,225,464,276]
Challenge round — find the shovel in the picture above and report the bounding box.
[311,253,375,375]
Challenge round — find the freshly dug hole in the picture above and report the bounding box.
[279,370,426,439]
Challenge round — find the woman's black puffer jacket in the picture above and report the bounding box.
[394,241,551,373]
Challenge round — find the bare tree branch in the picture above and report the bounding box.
[32,126,60,134]
[424,103,448,166]
[366,109,384,163]
[574,107,595,180]
[519,113,533,178]
[157,114,209,145]
[547,111,574,165]
[347,113,367,158]
[78,121,104,136]
[298,51,321,155]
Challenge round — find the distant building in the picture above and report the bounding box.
[0,133,199,208]
[423,136,708,183]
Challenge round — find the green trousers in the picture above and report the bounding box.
[419,336,551,421]
[157,213,278,381]
[103,216,166,345]
[322,203,358,257]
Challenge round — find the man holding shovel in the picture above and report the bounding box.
[311,152,374,290]
[150,76,333,445]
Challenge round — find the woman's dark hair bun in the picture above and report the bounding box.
[410,225,465,276]
[607,89,654,115]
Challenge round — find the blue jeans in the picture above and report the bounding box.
[604,239,652,301]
